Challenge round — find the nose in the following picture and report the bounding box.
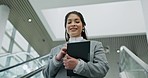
[71,21,76,26]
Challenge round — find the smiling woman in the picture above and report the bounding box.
[43,11,109,78]
[64,11,87,41]
[66,14,83,37]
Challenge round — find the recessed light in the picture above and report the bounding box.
[28,18,32,22]
[117,49,120,53]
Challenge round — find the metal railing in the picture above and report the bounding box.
[0,52,49,78]
[20,65,45,78]
[119,46,148,78]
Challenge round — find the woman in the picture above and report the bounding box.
[43,11,109,78]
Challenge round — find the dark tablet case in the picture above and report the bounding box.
[67,41,90,76]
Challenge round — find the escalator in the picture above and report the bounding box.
[19,46,148,78]
[1,46,148,78]
[0,52,49,78]
[22,46,148,78]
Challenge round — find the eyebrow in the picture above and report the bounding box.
[67,18,80,21]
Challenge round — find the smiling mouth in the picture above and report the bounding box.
[70,28,77,31]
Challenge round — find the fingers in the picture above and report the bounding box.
[55,46,67,61]
[61,46,67,55]
[63,55,78,70]
[56,49,67,61]
[63,57,68,69]
[65,54,72,59]
[62,44,67,52]
[62,46,67,52]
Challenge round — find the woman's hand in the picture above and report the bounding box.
[55,46,67,61]
[63,54,78,70]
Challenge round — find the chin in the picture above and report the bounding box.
[70,32,76,35]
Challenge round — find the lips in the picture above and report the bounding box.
[70,28,77,31]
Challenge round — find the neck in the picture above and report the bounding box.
[69,36,84,43]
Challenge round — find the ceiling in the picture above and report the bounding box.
[30,0,145,41]
[0,0,143,56]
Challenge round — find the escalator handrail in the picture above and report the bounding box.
[20,65,45,78]
[120,46,148,72]
[119,71,128,78]
[0,56,40,72]
[0,53,10,57]
[0,54,49,72]
[0,52,32,58]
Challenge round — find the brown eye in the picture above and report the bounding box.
[75,19,80,23]
[75,21,80,23]
[67,21,71,24]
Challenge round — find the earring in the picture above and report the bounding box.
[82,29,85,32]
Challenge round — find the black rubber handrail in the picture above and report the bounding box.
[0,53,49,72]
[20,65,46,78]
[0,56,40,72]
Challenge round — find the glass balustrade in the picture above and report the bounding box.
[119,46,148,78]
[0,52,49,78]
[29,70,44,78]
[0,59,41,78]
[0,52,34,70]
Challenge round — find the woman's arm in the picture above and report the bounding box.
[42,47,63,78]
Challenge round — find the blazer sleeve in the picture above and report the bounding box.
[42,46,63,78]
[75,41,109,78]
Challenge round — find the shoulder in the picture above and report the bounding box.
[89,40,104,49]
[90,40,102,45]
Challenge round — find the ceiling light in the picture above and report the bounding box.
[28,18,32,22]
[117,49,120,53]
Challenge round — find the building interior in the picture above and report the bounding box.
[0,0,148,78]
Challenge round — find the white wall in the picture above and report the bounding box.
[0,5,10,51]
[140,0,148,43]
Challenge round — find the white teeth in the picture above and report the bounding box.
[70,28,77,30]
[71,29,76,30]
[70,28,77,31]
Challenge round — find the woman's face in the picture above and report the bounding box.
[66,14,84,38]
